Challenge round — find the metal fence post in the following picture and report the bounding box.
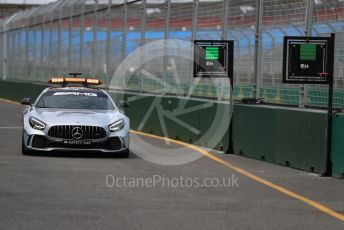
[25,22,29,79]
[189,0,199,88]
[2,22,7,80]
[93,0,98,74]
[220,0,230,100]
[48,13,53,76]
[8,30,12,79]
[140,0,147,93]
[191,0,198,47]
[16,30,22,78]
[32,16,37,80]
[68,4,74,71]
[106,0,112,88]
[47,13,53,75]
[300,0,314,107]
[57,8,62,74]
[20,29,25,78]
[9,30,14,79]
[15,29,20,79]
[222,0,229,40]
[163,0,171,95]
[79,1,85,71]
[122,0,128,88]
[40,15,45,81]
[253,0,263,99]
[3,14,17,80]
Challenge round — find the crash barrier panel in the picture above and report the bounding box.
[0,80,339,176]
[0,80,47,102]
[109,91,231,152]
[232,105,277,163]
[275,108,327,174]
[331,114,344,178]
[233,104,328,175]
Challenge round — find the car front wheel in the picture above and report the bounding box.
[119,149,129,158]
[22,132,33,155]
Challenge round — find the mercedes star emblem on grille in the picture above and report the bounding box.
[71,127,83,140]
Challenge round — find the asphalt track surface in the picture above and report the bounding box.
[0,100,344,230]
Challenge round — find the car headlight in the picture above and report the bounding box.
[29,117,46,130]
[109,119,124,132]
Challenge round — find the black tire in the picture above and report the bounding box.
[22,132,33,155]
[119,149,130,158]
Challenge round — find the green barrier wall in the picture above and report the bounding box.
[109,91,231,152]
[233,104,328,175]
[0,80,48,102]
[275,108,327,174]
[332,114,344,178]
[232,105,277,163]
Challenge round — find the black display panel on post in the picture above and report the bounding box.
[193,40,234,79]
[283,36,333,84]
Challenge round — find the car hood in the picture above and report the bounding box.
[34,108,121,126]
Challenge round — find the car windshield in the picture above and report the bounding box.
[35,90,115,110]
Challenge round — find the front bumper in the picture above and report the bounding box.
[23,133,129,153]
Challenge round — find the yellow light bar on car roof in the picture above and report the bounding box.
[48,77,64,83]
[48,77,103,85]
[86,78,102,84]
[64,77,86,83]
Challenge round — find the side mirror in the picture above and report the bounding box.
[119,101,129,108]
[21,98,32,106]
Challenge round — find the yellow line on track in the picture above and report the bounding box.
[0,97,343,222]
[130,129,344,223]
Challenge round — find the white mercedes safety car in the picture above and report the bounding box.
[21,76,130,157]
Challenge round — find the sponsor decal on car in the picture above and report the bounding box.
[53,92,98,97]
[63,140,92,145]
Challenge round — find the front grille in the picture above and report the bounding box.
[48,125,107,140]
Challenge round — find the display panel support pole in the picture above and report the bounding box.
[325,33,335,176]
